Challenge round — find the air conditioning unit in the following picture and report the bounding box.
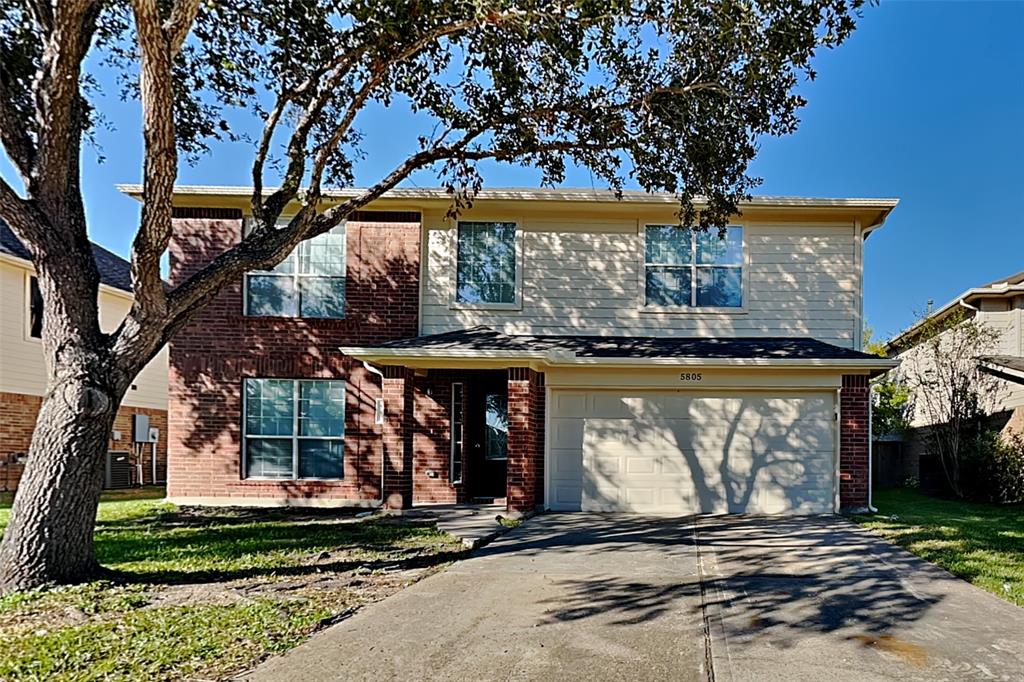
[105,452,132,489]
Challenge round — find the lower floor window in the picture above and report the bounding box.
[243,378,345,479]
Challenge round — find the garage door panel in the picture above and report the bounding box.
[548,389,836,515]
[550,418,585,448]
[625,456,657,474]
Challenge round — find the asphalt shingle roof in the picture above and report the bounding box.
[0,219,133,293]
[371,326,881,361]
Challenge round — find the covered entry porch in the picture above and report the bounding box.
[376,365,545,514]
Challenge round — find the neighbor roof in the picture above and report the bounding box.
[0,219,134,293]
[885,270,1024,354]
[979,356,1024,385]
[342,326,896,370]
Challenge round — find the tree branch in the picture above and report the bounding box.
[0,89,36,185]
[29,0,99,215]
[125,0,199,334]
[306,16,490,200]
[163,0,199,56]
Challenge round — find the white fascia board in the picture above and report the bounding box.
[541,355,899,370]
[118,183,899,212]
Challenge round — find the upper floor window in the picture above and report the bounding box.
[455,221,517,305]
[644,225,743,308]
[244,222,346,318]
[28,276,43,338]
[243,378,346,480]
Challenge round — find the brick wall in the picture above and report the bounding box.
[0,391,168,493]
[382,366,415,509]
[507,368,545,513]
[167,208,421,504]
[840,374,870,510]
[411,370,473,504]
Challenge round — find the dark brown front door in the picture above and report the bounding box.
[466,375,508,500]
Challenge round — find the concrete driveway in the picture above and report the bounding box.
[246,514,1024,682]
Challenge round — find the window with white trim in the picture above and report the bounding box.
[644,225,743,308]
[244,221,346,318]
[455,221,516,304]
[243,379,345,479]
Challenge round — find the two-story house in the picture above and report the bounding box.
[123,186,897,515]
[885,271,1024,477]
[0,220,169,493]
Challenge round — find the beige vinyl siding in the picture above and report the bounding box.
[422,213,860,347]
[0,259,168,410]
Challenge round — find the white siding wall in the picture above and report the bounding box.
[0,259,168,410]
[422,213,860,347]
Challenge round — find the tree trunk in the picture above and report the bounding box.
[0,376,119,593]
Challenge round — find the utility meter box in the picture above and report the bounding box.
[132,414,150,443]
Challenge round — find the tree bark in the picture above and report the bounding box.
[0,372,120,592]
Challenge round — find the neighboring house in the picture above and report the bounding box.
[121,186,897,514]
[0,220,169,493]
[884,271,1024,472]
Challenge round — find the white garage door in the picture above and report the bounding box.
[548,390,836,514]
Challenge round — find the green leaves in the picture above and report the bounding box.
[4,0,863,227]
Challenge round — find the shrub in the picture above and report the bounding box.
[984,431,1024,504]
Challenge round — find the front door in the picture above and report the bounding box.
[467,379,508,500]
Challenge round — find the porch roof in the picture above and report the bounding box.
[341,327,897,373]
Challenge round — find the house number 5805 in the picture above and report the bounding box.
[680,372,703,381]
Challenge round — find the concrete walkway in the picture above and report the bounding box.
[398,503,510,549]
[245,515,1024,682]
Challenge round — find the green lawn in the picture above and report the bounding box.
[0,489,463,681]
[856,488,1024,607]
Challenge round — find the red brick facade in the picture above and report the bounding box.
[411,370,471,505]
[0,391,168,493]
[839,374,870,510]
[166,208,422,504]
[507,368,545,513]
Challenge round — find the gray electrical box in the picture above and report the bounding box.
[132,414,150,443]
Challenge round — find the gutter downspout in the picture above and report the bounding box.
[363,360,386,507]
[959,297,979,313]
[835,388,842,514]
[867,382,878,513]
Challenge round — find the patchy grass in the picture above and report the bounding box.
[856,488,1024,606]
[497,516,523,529]
[0,493,463,681]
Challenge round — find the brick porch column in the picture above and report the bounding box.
[507,368,545,513]
[382,366,415,509]
[840,374,870,511]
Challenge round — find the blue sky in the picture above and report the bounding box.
[3,1,1022,340]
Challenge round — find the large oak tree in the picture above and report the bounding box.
[0,0,862,592]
